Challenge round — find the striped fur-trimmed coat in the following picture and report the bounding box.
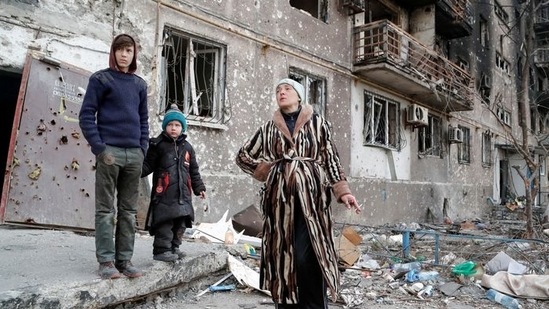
[235,105,351,304]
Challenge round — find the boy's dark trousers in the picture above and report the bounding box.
[152,217,186,255]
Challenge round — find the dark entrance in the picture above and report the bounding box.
[0,70,21,199]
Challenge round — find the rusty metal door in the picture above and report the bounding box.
[1,52,96,229]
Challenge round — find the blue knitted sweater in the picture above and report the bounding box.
[79,68,149,155]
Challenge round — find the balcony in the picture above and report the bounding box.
[391,0,473,38]
[352,20,474,112]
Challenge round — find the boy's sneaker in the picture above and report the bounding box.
[115,260,142,278]
[153,251,179,262]
[99,261,122,279]
[172,248,186,259]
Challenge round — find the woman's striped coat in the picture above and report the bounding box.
[235,104,352,304]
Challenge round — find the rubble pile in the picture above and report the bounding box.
[332,216,549,308]
[190,205,549,308]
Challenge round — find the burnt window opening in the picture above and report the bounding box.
[497,107,512,126]
[457,125,471,164]
[289,68,326,116]
[494,1,509,25]
[418,115,442,157]
[363,91,400,150]
[289,0,328,22]
[482,131,493,167]
[161,28,228,126]
[480,16,489,48]
[496,52,510,74]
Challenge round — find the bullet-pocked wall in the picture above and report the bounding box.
[0,0,358,227]
[0,0,510,229]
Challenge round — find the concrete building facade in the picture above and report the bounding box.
[0,0,547,230]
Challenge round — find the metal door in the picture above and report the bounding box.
[1,52,96,229]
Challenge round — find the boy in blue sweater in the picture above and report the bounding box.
[79,34,149,279]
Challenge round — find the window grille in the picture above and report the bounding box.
[161,28,229,127]
[363,91,400,149]
[418,115,442,157]
[457,125,471,164]
[289,68,326,116]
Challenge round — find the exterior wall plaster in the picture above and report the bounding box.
[0,0,507,228]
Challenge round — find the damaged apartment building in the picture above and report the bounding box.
[0,0,548,231]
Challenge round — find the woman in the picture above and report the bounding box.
[235,78,361,308]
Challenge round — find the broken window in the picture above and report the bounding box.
[482,131,493,167]
[161,28,227,125]
[289,68,326,116]
[363,91,400,149]
[496,52,510,74]
[418,115,442,157]
[457,125,471,164]
[290,0,328,22]
[494,1,509,25]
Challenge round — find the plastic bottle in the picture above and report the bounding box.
[405,269,439,282]
[224,228,234,245]
[391,261,421,272]
[485,289,521,309]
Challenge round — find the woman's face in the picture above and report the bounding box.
[276,83,300,113]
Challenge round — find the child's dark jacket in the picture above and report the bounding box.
[141,132,205,233]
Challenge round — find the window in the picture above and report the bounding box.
[161,28,228,126]
[497,107,511,126]
[363,91,400,149]
[289,68,326,116]
[496,52,510,74]
[290,0,328,22]
[418,115,442,157]
[494,1,509,24]
[482,131,492,167]
[480,16,489,48]
[457,125,470,164]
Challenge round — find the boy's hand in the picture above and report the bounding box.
[199,191,206,199]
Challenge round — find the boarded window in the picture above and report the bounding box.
[161,28,228,126]
[363,91,400,149]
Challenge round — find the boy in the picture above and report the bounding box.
[142,104,206,262]
[79,34,148,279]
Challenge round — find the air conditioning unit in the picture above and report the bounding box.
[407,104,429,126]
[448,126,464,143]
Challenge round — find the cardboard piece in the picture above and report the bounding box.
[342,226,362,246]
[335,235,360,266]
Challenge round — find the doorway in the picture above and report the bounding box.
[0,69,21,199]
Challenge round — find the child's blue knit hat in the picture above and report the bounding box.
[162,104,187,132]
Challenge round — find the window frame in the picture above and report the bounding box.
[160,27,228,129]
[482,131,493,167]
[289,0,328,22]
[457,125,471,164]
[289,68,326,116]
[363,91,401,150]
[418,114,442,157]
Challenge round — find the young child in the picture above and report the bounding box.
[142,104,206,262]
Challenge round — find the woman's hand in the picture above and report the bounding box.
[341,194,361,214]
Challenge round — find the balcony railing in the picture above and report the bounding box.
[352,19,473,111]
